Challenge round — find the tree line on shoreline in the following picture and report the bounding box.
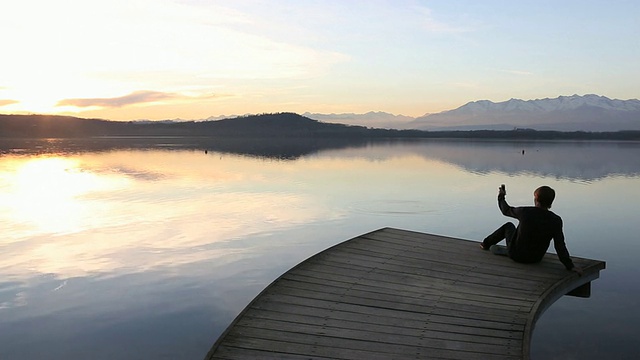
[1,113,639,140]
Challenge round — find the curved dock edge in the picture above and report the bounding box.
[522,260,605,359]
[205,227,605,360]
[203,228,383,360]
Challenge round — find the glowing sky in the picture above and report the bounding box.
[1,0,638,120]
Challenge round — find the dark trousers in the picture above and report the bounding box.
[482,222,516,250]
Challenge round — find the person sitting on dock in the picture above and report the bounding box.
[480,184,583,275]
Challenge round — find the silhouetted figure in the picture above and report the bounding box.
[522,149,525,155]
[480,185,583,275]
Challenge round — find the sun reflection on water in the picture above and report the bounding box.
[0,151,340,279]
[0,157,128,236]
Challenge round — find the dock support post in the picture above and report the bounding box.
[567,281,591,298]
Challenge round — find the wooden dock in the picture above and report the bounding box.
[205,227,605,360]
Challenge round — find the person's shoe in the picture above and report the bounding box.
[480,242,489,250]
[490,245,508,256]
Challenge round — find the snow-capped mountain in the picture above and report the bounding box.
[156,94,638,131]
[409,94,640,131]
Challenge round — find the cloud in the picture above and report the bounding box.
[57,91,179,108]
[0,99,19,107]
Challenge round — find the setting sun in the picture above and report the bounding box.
[2,1,636,120]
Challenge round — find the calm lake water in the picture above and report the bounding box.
[1,138,639,359]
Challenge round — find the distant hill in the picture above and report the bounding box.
[2,112,639,141]
[408,94,640,131]
[303,111,415,129]
[0,113,409,138]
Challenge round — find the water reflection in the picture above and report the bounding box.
[3,137,638,181]
[317,139,640,181]
[0,138,638,359]
[1,157,129,236]
[1,148,348,359]
[0,137,370,160]
[0,151,339,280]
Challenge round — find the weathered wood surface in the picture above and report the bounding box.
[206,227,605,360]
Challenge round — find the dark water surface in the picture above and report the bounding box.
[1,138,638,359]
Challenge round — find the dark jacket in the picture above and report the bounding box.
[498,194,575,270]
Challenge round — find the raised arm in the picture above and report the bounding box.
[497,184,518,219]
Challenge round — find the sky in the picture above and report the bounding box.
[1,0,638,120]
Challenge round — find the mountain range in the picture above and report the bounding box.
[304,95,640,132]
[1,94,638,135]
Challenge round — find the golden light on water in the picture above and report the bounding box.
[0,148,483,279]
[0,157,126,236]
[0,151,341,277]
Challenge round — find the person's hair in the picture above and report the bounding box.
[534,186,555,209]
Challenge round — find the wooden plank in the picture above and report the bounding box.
[213,345,335,360]
[267,282,529,320]
[274,278,534,310]
[365,229,583,270]
[356,233,572,274]
[231,323,520,356]
[222,332,521,360]
[292,262,546,293]
[328,242,568,285]
[321,247,565,281]
[282,269,540,302]
[379,228,600,271]
[276,276,535,308]
[311,248,546,282]
[254,296,526,331]
[238,309,523,346]
[243,303,522,339]
[299,258,548,291]
[205,227,605,360]
[280,271,537,305]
